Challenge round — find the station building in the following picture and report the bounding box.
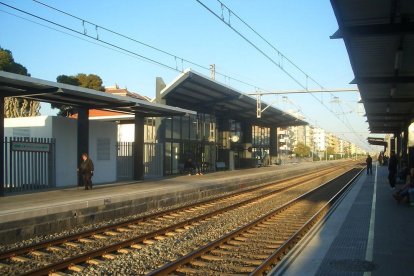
[89,69,307,176]
[1,69,306,194]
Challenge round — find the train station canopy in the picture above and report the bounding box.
[367,137,387,147]
[331,0,414,134]
[160,69,307,127]
[0,71,193,117]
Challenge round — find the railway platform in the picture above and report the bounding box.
[0,160,341,244]
[273,163,414,276]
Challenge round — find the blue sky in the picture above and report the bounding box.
[0,0,379,151]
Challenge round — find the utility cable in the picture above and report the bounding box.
[195,0,367,149]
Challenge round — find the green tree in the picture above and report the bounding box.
[76,73,105,91]
[293,142,311,157]
[326,146,335,156]
[0,47,40,117]
[53,73,105,116]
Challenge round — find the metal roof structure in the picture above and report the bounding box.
[367,137,388,147]
[331,0,414,134]
[160,69,307,127]
[0,71,194,117]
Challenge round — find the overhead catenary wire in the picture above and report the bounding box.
[2,1,367,150]
[30,0,276,95]
[1,0,301,107]
[195,0,368,150]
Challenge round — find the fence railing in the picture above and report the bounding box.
[116,142,164,180]
[3,137,56,193]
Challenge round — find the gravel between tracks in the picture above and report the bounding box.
[74,179,321,275]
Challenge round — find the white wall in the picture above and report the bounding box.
[5,116,52,137]
[89,121,117,184]
[51,117,77,187]
[5,116,117,187]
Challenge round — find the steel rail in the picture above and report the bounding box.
[250,168,363,275]
[146,167,362,275]
[19,164,354,275]
[0,162,353,261]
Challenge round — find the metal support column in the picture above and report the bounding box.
[390,137,396,154]
[396,133,402,160]
[134,114,145,180]
[269,127,277,157]
[77,107,89,186]
[0,96,4,197]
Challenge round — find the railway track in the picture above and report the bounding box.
[0,162,361,275]
[148,167,363,275]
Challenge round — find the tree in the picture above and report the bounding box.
[0,47,40,118]
[76,73,105,91]
[326,146,335,156]
[293,142,311,157]
[53,73,105,116]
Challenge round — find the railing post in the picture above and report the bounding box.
[0,96,4,197]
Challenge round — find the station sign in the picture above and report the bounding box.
[11,141,50,152]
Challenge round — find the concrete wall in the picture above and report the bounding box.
[51,117,77,187]
[5,116,117,187]
[88,120,117,184]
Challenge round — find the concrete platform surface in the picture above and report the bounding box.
[0,161,342,244]
[272,163,414,276]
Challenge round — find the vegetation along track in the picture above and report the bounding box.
[0,161,361,275]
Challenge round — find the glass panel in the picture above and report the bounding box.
[190,115,198,140]
[165,117,172,139]
[172,143,180,174]
[173,116,181,139]
[182,116,189,140]
[165,142,172,175]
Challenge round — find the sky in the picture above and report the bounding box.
[0,0,382,152]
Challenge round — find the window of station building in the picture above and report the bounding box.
[165,117,172,139]
[165,142,172,174]
[189,115,198,140]
[229,119,241,140]
[181,115,190,140]
[172,116,181,139]
[145,117,156,142]
[252,126,270,146]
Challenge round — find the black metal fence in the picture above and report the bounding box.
[3,137,56,193]
[116,142,164,180]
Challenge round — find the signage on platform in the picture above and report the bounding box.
[11,141,50,152]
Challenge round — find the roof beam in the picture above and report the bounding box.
[351,76,414,84]
[331,22,414,39]
[365,112,411,117]
[361,97,414,103]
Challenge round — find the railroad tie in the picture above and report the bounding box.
[30,250,49,257]
[11,256,30,262]
[68,264,84,272]
[130,244,143,249]
[87,259,104,265]
[49,272,67,276]
[102,254,117,260]
[79,238,94,243]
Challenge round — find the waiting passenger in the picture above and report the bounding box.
[393,168,414,205]
[388,152,398,189]
[184,158,195,176]
[78,153,94,190]
[366,154,373,175]
[377,153,383,166]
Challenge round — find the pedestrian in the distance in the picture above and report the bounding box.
[78,153,94,190]
[366,154,373,175]
[388,152,398,189]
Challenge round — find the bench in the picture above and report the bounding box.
[216,162,226,171]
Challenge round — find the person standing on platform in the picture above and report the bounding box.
[366,154,373,175]
[79,153,94,190]
[388,152,398,189]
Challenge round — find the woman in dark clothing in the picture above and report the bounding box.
[79,153,94,190]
